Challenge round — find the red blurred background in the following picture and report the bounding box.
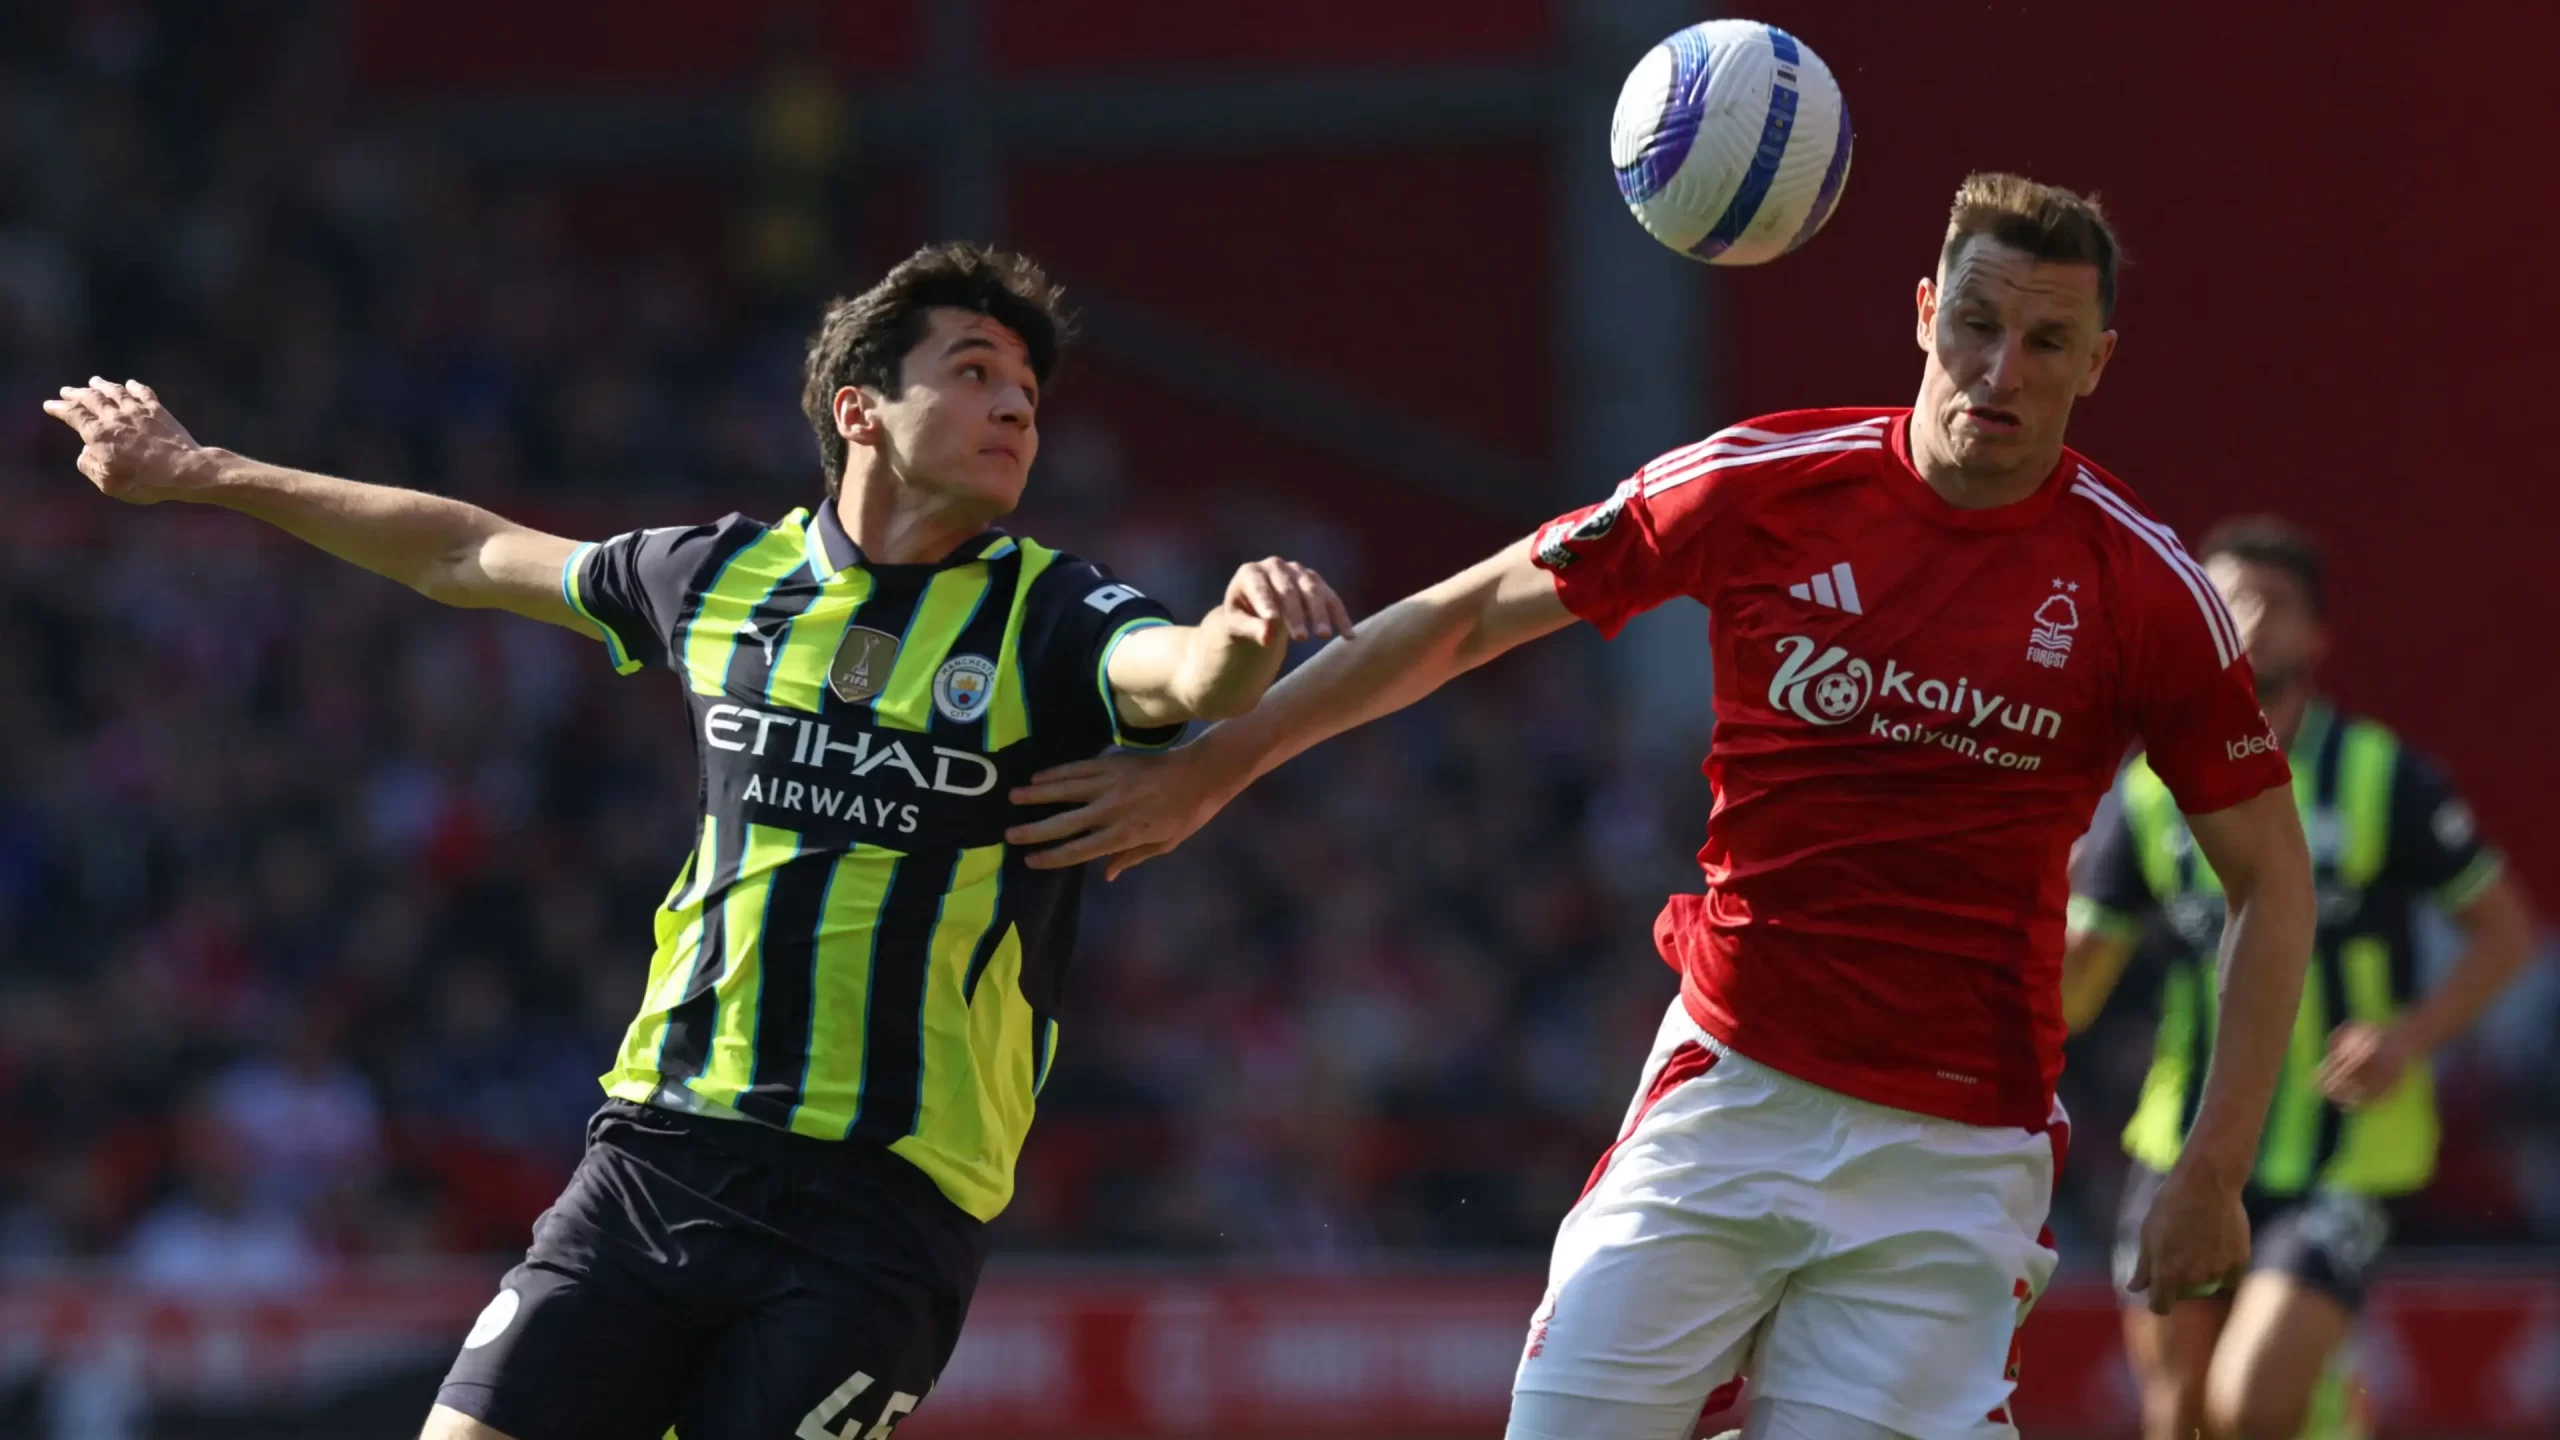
[361,0,2560,889]
[3,3,2553,1436]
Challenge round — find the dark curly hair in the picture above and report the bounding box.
[799,243,1074,494]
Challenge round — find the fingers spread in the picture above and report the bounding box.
[1279,562,1331,638]
[1272,582,1313,641]
[1319,582,1356,639]
[1022,831,1128,871]
[1009,775,1109,807]
[1004,806,1108,847]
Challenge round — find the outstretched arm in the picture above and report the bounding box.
[1190,536,1575,779]
[1105,558,1356,727]
[44,378,594,633]
[1007,536,1577,872]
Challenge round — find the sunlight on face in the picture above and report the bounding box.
[862,308,1042,516]
[1914,236,2116,490]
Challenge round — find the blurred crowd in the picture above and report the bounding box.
[1,2,2553,1302]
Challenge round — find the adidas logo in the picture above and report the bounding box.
[1787,562,1864,614]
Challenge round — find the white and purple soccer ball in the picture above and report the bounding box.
[1610,20,1852,266]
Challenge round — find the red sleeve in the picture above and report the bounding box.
[2123,534,2291,815]
[1531,438,1750,638]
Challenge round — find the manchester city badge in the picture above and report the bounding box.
[932,654,998,723]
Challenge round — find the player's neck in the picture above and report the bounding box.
[1913,451,2056,510]
[832,469,1000,566]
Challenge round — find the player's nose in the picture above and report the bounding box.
[1978,334,2030,392]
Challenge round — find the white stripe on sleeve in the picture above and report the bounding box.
[2070,477,2240,668]
[1644,437,1885,498]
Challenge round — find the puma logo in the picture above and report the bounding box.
[743,618,786,664]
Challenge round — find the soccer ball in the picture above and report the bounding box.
[1610,20,1852,266]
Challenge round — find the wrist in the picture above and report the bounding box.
[187,446,250,502]
[2168,1138,2253,1193]
[2384,1011,2442,1059]
[1186,714,1271,799]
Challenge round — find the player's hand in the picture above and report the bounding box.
[2128,1160,2251,1315]
[41,378,210,503]
[2317,1020,2414,1108]
[1217,556,1354,646]
[1006,745,1235,879]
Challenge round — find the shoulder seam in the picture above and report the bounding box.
[2067,470,2242,668]
[1643,415,1891,499]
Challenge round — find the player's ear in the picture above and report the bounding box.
[2078,330,2120,398]
[834,385,880,447]
[1914,278,1938,353]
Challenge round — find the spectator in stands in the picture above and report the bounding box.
[123,1088,326,1296]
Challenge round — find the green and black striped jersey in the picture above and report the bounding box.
[2071,700,2504,1197]
[561,500,1180,1220]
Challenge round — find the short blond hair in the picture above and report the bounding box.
[1940,172,2122,320]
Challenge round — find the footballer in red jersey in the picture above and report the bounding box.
[1011,173,2317,1440]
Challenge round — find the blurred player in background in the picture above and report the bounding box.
[2065,516,2535,1440]
[44,244,1349,1440]
[1008,173,2319,1440]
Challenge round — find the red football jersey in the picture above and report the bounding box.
[1536,407,2290,1128]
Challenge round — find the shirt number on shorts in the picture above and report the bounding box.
[796,1369,920,1440]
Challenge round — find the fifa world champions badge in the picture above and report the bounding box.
[2027,580,2080,668]
[830,627,902,703]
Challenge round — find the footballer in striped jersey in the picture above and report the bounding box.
[48,244,1349,1440]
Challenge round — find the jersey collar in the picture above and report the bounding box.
[1883,411,2072,531]
[806,498,1015,581]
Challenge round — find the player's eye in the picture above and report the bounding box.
[961,364,986,381]
[1965,319,1997,336]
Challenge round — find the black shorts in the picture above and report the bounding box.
[437,1100,986,1440]
[2112,1162,2391,1311]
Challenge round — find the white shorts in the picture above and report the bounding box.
[1514,1001,2067,1440]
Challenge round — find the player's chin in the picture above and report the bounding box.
[959,463,1029,515]
[1949,421,2030,462]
